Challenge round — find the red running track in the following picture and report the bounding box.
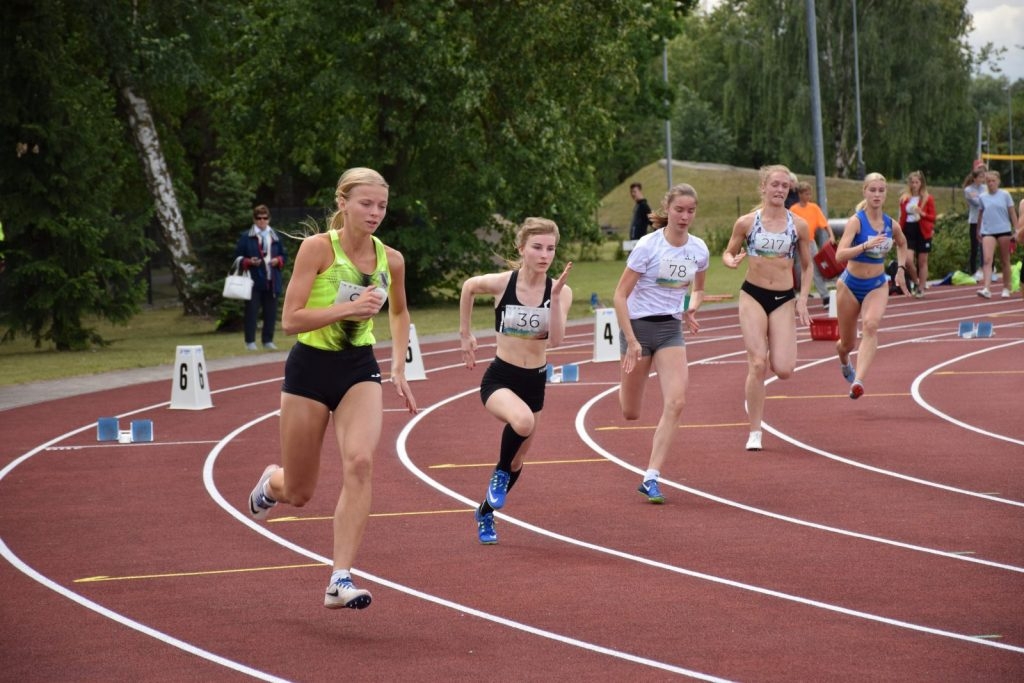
[1,285,1022,681]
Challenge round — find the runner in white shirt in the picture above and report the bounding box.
[613,183,710,503]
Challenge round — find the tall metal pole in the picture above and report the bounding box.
[663,43,673,189]
[806,0,828,215]
[1009,84,1015,188]
[852,0,865,179]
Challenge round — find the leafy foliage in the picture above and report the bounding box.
[0,2,151,349]
[216,0,685,302]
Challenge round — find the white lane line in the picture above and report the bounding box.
[758,333,1024,507]
[910,340,1024,446]
[397,386,1024,654]
[201,415,729,682]
[0,419,291,683]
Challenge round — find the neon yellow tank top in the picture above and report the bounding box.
[297,230,391,351]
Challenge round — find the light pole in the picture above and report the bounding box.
[1008,83,1015,188]
[663,43,673,190]
[852,0,865,179]
[806,0,828,215]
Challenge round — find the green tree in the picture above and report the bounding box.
[672,0,976,184]
[0,2,151,350]
[217,0,686,302]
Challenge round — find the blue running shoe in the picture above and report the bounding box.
[637,479,665,504]
[475,508,497,544]
[840,362,855,383]
[324,576,372,609]
[485,469,510,509]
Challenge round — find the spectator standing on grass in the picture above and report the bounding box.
[629,183,652,241]
[613,184,708,504]
[833,173,908,400]
[789,181,836,308]
[898,171,935,298]
[246,168,418,610]
[963,165,987,279]
[721,165,812,451]
[976,170,1019,299]
[459,218,573,545]
[234,205,287,350]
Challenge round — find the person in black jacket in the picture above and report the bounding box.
[234,205,287,350]
[629,183,652,241]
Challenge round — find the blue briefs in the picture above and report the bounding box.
[839,270,888,303]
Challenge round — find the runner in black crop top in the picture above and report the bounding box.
[494,269,553,339]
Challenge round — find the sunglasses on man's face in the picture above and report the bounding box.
[255,215,269,220]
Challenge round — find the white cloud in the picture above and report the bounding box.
[967,1,1024,82]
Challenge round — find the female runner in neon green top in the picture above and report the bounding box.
[245,167,417,610]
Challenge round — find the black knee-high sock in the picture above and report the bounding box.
[498,424,528,471]
[479,466,523,516]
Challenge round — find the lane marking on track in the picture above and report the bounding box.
[595,422,748,431]
[0,407,292,683]
[201,416,728,681]
[572,351,1024,573]
[75,563,323,583]
[46,440,220,451]
[911,340,1024,447]
[430,458,608,468]
[269,509,474,522]
[394,391,1024,654]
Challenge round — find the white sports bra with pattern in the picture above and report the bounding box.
[746,210,797,260]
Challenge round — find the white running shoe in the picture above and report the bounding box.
[977,288,991,299]
[745,431,762,451]
[248,465,280,520]
[1001,289,1010,299]
[324,576,372,609]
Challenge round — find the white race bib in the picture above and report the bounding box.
[655,257,698,289]
[501,304,550,339]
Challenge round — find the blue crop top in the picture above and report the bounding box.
[494,269,553,340]
[746,210,798,260]
[850,210,894,264]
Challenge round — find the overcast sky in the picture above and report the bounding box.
[698,0,1024,83]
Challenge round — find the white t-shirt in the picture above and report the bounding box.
[625,229,710,318]
[979,189,1014,235]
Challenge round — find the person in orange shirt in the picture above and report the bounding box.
[898,170,936,298]
[789,181,836,307]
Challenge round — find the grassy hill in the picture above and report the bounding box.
[599,160,967,239]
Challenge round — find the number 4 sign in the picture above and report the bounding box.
[592,308,620,363]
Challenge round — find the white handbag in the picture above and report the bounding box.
[222,258,253,300]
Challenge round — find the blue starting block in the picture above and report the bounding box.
[546,363,580,384]
[97,417,120,441]
[96,417,154,442]
[131,419,154,443]
[958,321,995,339]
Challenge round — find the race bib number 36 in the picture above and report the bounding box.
[502,305,549,339]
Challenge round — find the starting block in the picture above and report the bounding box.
[958,321,994,339]
[131,419,154,443]
[96,418,154,443]
[546,363,580,384]
[97,417,120,441]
